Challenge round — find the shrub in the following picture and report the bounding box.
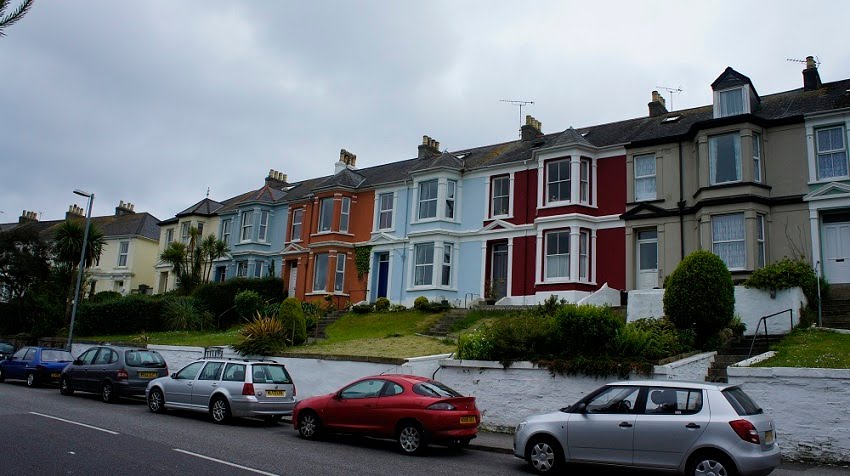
[90,291,122,303]
[554,304,624,357]
[413,296,429,311]
[456,327,494,360]
[618,317,686,361]
[234,290,263,320]
[375,297,390,312]
[744,258,827,306]
[483,315,557,366]
[664,250,735,349]
[232,315,287,356]
[352,303,372,314]
[192,278,286,328]
[389,304,407,312]
[301,301,321,317]
[163,296,206,331]
[279,298,307,346]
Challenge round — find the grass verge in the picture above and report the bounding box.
[81,327,240,347]
[754,328,850,368]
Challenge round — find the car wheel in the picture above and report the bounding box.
[0,367,5,383]
[688,452,737,476]
[101,381,116,403]
[397,422,426,455]
[297,411,321,439]
[26,372,37,388]
[60,377,74,396]
[210,397,231,424]
[148,388,166,414]
[526,436,564,474]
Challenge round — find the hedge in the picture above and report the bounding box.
[192,278,286,328]
[76,294,166,335]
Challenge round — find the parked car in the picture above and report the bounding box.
[146,358,296,424]
[0,342,14,360]
[293,374,480,455]
[514,380,779,476]
[0,346,75,387]
[60,346,168,403]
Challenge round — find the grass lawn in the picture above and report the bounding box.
[81,327,241,348]
[754,328,850,368]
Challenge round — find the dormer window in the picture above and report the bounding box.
[718,88,745,117]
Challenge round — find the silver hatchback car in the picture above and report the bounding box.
[146,358,297,424]
[514,380,779,476]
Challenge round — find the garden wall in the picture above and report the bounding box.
[627,287,806,335]
[728,354,850,464]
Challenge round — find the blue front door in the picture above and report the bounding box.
[377,253,389,298]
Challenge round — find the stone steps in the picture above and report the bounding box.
[425,310,470,337]
[309,310,347,340]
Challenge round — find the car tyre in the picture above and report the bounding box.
[148,387,166,414]
[26,372,37,388]
[210,397,231,424]
[0,367,5,383]
[101,381,116,403]
[526,436,564,474]
[60,377,74,396]
[397,421,427,456]
[297,411,321,439]
[688,451,737,476]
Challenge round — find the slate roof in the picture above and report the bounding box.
[314,167,367,190]
[410,151,465,173]
[176,198,224,218]
[1,212,161,242]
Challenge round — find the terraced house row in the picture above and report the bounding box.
[10,59,846,308]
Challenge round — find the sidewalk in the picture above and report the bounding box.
[469,430,514,454]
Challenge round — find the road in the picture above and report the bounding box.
[0,382,846,475]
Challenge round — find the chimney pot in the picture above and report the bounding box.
[521,115,543,141]
[803,55,822,91]
[418,135,441,159]
[648,91,668,117]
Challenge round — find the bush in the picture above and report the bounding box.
[232,315,287,356]
[90,291,122,303]
[744,258,827,306]
[352,303,372,314]
[554,304,624,357]
[413,296,429,311]
[664,250,735,349]
[192,278,285,328]
[618,317,687,361]
[456,327,494,360]
[481,315,557,366]
[163,296,208,331]
[389,304,407,312]
[279,298,307,346]
[375,297,390,312]
[234,290,263,320]
[76,294,165,335]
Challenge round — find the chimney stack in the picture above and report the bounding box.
[803,55,822,91]
[335,149,357,174]
[418,135,441,160]
[265,169,289,189]
[521,115,543,141]
[66,204,85,220]
[115,200,135,216]
[18,210,38,224]
[648,90,668,117]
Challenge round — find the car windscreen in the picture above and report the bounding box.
[251,364,292,384]
[41,350,74,362]
[412,381,463,398]
[0,343,13,353]
[124,350,167,368]
[723,387,764,416]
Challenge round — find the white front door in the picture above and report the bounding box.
[288,263,298,296]
[824,222,850,283]
[637,230,658,289]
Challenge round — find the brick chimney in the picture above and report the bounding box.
[521,115,543,141]
[66,205,85,220]
[115,200,135,216]
[803,56,822,91]
[18,210,38,224]
[418,135,440,160]
[265,169,289,189]
[648,90,668,117]
[335,149,357,174]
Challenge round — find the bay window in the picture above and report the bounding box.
[712,213,746,270]
[546,159,570,203]
[545,230,570,279]
[313,254,329,291]
[418,180,438,220]
[340,197,351,233]
[318,198,333,232]
[240,211,254,241]
[441,244,453,287]
[413,243,434,286]
[709,133,742,185]
[258,211,269,242]
[334,254,346,292]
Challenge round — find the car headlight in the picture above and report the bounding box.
[516,421,527,433]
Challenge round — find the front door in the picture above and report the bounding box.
[824,222,850,283]
[287,262,298,297]
[376,253,389,299]
[637,230,658,289]
[490,243,509,300]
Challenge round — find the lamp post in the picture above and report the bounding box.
[67,189,94,351]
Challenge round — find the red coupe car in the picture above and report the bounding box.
[293,374,480,454]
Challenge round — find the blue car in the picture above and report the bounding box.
[0,346,75,387]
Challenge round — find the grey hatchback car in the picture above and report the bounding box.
[60,346,169,402]
[146,359,296,424]
[514,380,779,476]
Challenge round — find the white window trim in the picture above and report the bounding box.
[339,197,351,233]
[240,210,254,242]
[545,158,571,206]
[221,219,231,245]
[579,159,591,205]
[258,211,269,242]
[711,213,747,271]
[534,223,598,285]
[713,86,751,118]
[417,179,439,221]
[815,124,849,181]
[375,191,396,232]
[334,253,346,292]
[181,222,190,243]
[752,133,762,183]
[441,243,453,287]
[254,260,264,278]
[407,241,458,291]
[411,176,462,224]
[165,228,174,244]
[236,261,249,278]
[756,214,766,269]
[290,208,303,242]
[579,230,590,281]
[634,153,657,201]
[806,115,850,184]
[445,180,457,219]
[543,229,571,281]
[489,175,512,219]
[709,132,743,186]
[317,198,334,233]
[117,241,130,268]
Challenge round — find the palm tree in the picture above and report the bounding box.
[200,234,229,282]
[0,0,34,38]
[53,219,105,322]
[160,227,229,294]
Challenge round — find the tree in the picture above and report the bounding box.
[160,226,229,294]
[0,226,51,301]
[0,0,34,38]
[53,219,105,323]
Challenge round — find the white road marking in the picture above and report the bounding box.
[173,449,279,476]
[29,412,119,435]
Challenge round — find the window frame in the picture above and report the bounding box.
[752,133,762,183]
[313,253,329,292]
[709,132,742,185]
[580,159,591,204]
[546,159,571,204]
[413,243,435,287]
[340,197,351,233]
[240,210,254,242]
[317,198,334,233]
[441,243,453,287]
[165,228,174,244]
[221,219,231,245]
[711,212,746,270]
[258,210,269,242]
[254,260,263,278]
[445,180,457,219]
[181,222,190,243]
[490,175,510,218]
[718,87,745,118]
[417,180,438,220]
[236,261,248,278]
[290,209,303,242]
[815,125,849,180]
[544,229,570,280]
[634,153,657,201]
[334,253,346,292]
[117,240,129,267]
[378,193,394,230]
[579,230,590,281]
[756,214,766,269]
[196,222,205,237]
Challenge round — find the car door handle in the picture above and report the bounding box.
[619,422,633,428]
[686,423,701,429]
[211,383,218,387]
[837,259,845,262]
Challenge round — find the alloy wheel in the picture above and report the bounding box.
[102,382,114,403]
[211,399,229,423]
[299,413,317,438]
[149,389,164,413]
[26,373,35,387]
[60,378,73,396]
[530,441,555,472]
[398,426,421,454]
[694,458,729,476]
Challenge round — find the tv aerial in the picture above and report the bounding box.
[655,85,683,112]
[500,99,534,136]
[787,56,821,67]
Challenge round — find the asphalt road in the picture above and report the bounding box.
[0,381,846,476]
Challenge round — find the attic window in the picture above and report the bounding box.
[661,115,682,123]
[717,87,745,117]
[456,153,468,159]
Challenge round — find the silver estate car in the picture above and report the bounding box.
[514,380,779,476]
[146,359,297,424]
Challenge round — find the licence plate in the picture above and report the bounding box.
[765,430,774,445]
[139,371,158,379]
[266,390,285,397]
[460,416,476,424]
[51,373,60,378]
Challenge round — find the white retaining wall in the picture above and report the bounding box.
[728,357,850,464]
[627,287,806,335]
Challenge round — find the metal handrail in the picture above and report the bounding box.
[747,308,793,359]
[464,293,480,309]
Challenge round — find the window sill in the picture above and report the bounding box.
[412,218,459,225]
[489,214,513,220]
[535,279,596,286]
[374,227,396,233]
[693,181,771,198]
[633,197,660,204]
[311,231,355,237]
[809,177,850,186]
[305,291,350,297]
[542,200,572,208]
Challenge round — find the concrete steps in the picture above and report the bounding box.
[425,310,470,337]
[819,289,850,329]
[706,335,779,383]
[309,310,347,340]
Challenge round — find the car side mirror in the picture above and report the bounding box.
[74,359,83,365]
[170,373,177,379]
[576,402,587,413]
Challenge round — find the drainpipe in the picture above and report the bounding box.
[523,159,532,305]
[677,141,685,260]
[398,179,411,305]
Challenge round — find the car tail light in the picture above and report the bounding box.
[729,419,760,444]
[427,402,456,410]
[293,384,297,397]
[117,368,129,380]
[242,383,255,396]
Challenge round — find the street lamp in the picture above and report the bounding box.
[67,189,94,351]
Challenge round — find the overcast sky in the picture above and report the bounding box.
[2,0,849,223]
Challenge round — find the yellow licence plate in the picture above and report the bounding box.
[765,430,774,445]
[460,416,477,424]
[139,371,158,379]
[266,390,285,397]
[51,373,60,378]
